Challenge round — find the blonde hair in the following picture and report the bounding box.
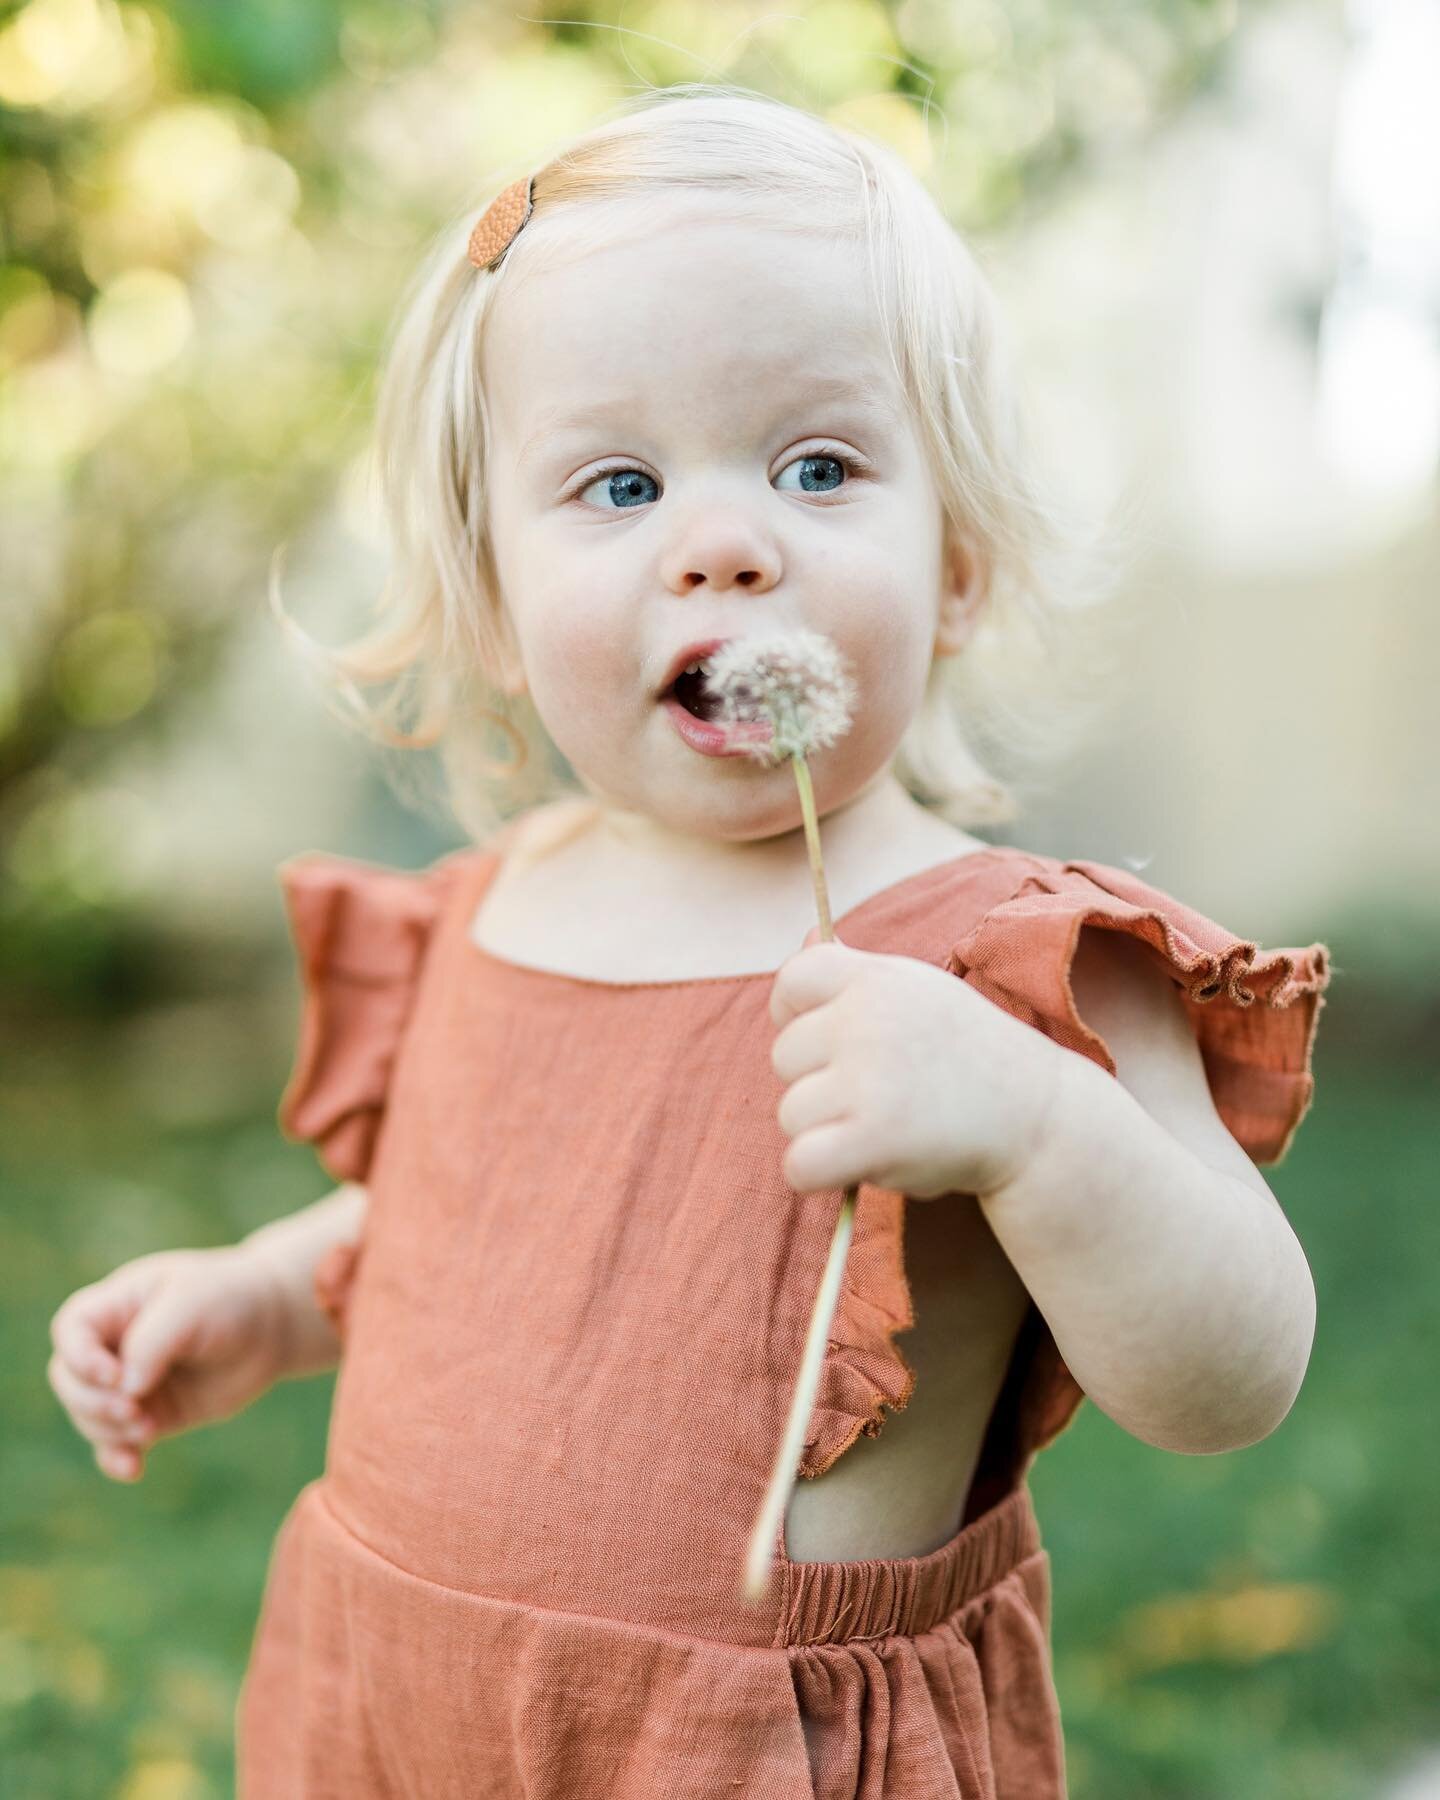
[272,83,1130,846]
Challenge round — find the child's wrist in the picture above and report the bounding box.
[973,1043,1106,1214]
[236,1184,366,1378]
[235,1227,341,1382]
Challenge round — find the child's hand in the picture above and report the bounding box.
[46,1245,292,1483]
[769,926,1066,1201]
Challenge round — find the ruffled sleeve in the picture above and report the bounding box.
[275,849,471,1338]
[944,854,1333,1487]
[947,857,1332,1165]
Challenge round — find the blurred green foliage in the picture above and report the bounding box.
[1035,1052,1440,1798]
[1,0,1250,947]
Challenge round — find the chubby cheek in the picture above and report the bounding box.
[518,588,638,742]
[828,581,933,735]
[486,484,631,692]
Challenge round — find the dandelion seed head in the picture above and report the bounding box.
[706,629,857,766]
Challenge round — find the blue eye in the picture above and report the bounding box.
[774,453,848,495]
[575,468,660,510]
[570,446,865,511]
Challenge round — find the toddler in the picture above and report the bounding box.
[47,89,1332,1798]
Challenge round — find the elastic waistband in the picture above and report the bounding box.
[774,1482,1042,1648]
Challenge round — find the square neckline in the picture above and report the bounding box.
[462,842,1018,990]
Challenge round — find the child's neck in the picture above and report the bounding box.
[587,775,963,908]
[597,766,936,864]
[477,778,990,984]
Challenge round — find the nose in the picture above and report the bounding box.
[659,508,781,596]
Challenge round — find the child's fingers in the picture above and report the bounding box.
[47,1353,156,1447]
[47,1349,133,1425]
[50,1297,124,1387]
[117,1295,201,1398]
[95,1442,144,1482]
[50,1267,159,1386]
[770,1007,835,1085]
[768,939,856,1031]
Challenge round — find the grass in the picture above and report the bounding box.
[1035,1057,1438,1798]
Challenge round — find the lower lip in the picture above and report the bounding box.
[662,695,773,758]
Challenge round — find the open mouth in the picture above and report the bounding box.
[666,664,724,722]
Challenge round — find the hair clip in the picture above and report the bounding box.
[467,176,535,271]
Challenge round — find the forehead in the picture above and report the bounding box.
[482,203,900,434]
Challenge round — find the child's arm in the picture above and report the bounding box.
[974,930,1316,1455]
[48,1183,368,1483]
[238,1182,368,1380]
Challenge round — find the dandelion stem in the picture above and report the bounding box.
[788,751,833,940]
[742,748,860,1602]
[701,627,861,1601]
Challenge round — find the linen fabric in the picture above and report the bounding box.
[236,836,1330,1797]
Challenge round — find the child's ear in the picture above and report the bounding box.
[933,531,987,659]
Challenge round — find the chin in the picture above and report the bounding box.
[646,781,805,843]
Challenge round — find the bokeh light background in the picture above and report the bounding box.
[2,2,1436,1795]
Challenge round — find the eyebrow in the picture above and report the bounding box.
[516,373,902,468]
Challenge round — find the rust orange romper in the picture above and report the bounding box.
[236,836,1331,1799]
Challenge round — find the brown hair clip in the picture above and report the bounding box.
[467,176,535,271]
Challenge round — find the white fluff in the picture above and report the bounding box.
[705,629,857,765]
